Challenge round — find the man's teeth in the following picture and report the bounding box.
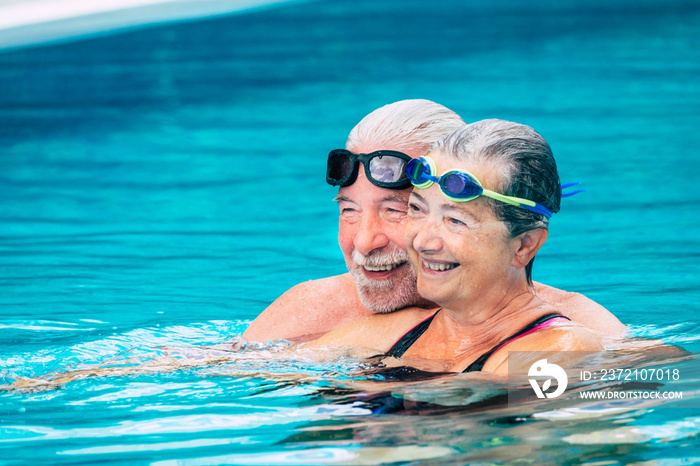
[423,261,458,271]
[364,263,401,272]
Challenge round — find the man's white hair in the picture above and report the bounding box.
[346,99,466,154]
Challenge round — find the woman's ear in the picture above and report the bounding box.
[512,228,548,269]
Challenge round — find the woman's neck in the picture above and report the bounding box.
[433,282,550,351]
[446,274,537,321]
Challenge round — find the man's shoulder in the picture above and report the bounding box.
[347,306,436,329]
[534,282,584,306]
[282,274,358,300]
[242,273,369,343]
[272,274,366,315]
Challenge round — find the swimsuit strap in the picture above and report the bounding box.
[463,313,570,373]
[385,309,441,358]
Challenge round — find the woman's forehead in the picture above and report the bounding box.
[427,150,505,191]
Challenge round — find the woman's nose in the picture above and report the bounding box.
[410,218,444,254]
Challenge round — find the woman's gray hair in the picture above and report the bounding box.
[346,99,466,154]
[431,119,562,284]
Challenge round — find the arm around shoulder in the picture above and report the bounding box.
[303,307,437,355]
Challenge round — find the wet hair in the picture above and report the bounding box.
[430,119,562,284]
[346,99,466,154]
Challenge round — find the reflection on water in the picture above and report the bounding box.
[0,0,310,51]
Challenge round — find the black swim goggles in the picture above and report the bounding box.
[326,149,413,189]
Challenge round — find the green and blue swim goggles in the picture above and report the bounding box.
[326,149,412,189]
[406,156,554,218]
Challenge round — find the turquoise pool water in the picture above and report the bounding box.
[2,0,700,463]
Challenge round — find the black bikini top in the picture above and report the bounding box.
[385,310,570,373]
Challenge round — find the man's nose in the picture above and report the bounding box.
[353,212,390,256]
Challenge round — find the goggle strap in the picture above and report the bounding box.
[561,181,586,198]
[528,203,554,218]
[482,189,534,208]
[561,189,586,198]
[561,182,580,189]
[483,189,553,218]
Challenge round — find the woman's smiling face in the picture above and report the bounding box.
[404,150,520,310]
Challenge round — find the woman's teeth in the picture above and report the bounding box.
[423,261,458,271]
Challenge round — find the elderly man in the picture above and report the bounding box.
[243,100,625,343]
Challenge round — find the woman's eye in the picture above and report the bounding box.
[448,217,466,226]
[408,203,421,212]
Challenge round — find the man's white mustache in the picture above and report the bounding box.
[352,248,409,268]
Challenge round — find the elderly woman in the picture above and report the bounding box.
[309,119,603,375]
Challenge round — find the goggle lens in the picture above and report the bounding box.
[369,155,408,183]
[441,172,482,199]
[327,152,353,184]
[406,158,432,184]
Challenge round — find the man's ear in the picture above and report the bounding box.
[512,228,548,269]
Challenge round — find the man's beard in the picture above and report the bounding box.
[349,247,429,313]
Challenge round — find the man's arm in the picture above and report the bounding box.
[242,274,373,343]
[534,282,626,338]
[302,306,437,353]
